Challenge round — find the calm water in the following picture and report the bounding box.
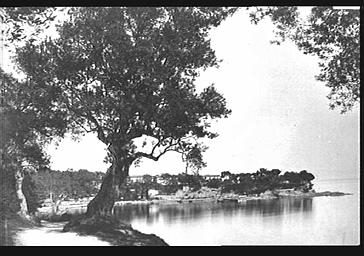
[113,178,360,245]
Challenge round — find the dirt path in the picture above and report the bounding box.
[14,221,111,246]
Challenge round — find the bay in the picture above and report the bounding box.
[112,178,360,245]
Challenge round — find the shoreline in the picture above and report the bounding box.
[37,188,352,216]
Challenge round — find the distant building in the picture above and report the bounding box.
[128,175,144,183]
[156,176,168,185]
[203,175,220,180]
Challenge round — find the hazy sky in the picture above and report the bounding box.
[2,8,360,180]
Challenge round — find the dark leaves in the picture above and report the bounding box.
[15,7,234,162]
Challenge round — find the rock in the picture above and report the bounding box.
[59,213,72,222]
[175,189,184,198]
[220,198,238,203]
[314,191,351,197]
[259,190,279,199]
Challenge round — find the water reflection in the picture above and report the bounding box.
[68,179,359,245]
[113,197,313,225]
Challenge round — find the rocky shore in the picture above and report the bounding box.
[148,187,352,204]
[37,187,352,218]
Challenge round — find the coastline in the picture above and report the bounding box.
[36,188,352,216]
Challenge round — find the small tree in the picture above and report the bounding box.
[182,144,207,175]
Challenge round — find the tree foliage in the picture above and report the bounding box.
[0,7,57,45]
[31,169,104,202]
[220,168,314,195]
[248,6,360,113]
[158,173,180,194]
[177,173,204,191]
[0,68,67,175]
[1,68,67,216]
[15,7,235,181]
[120,168,316,197]
[182,143,207,174]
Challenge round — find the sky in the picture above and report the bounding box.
[1,8,360,181]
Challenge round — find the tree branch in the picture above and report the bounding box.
[134,137,181,161]
[62,81,109,144]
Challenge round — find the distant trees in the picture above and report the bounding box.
[253,168,281,193]
[10,166,315,213]
[131,175,158,200]
[31,169,104,203]
[280,170,315,191]
[158,173,180,195]
[177,173,204,191]
[122,172,207,198]
[24,168,316,204]
[219,168,314,195]
[205,178,222,189]
[118,168,315,199]
[235,173,255,194]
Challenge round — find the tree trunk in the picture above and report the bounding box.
[51,194,66,215]
[14,168,29,218]
[86,148,131,217]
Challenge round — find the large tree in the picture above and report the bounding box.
[0,68,67,218]
[1,8,67,229]
[15,7,235,217]
[248,6,360,113]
